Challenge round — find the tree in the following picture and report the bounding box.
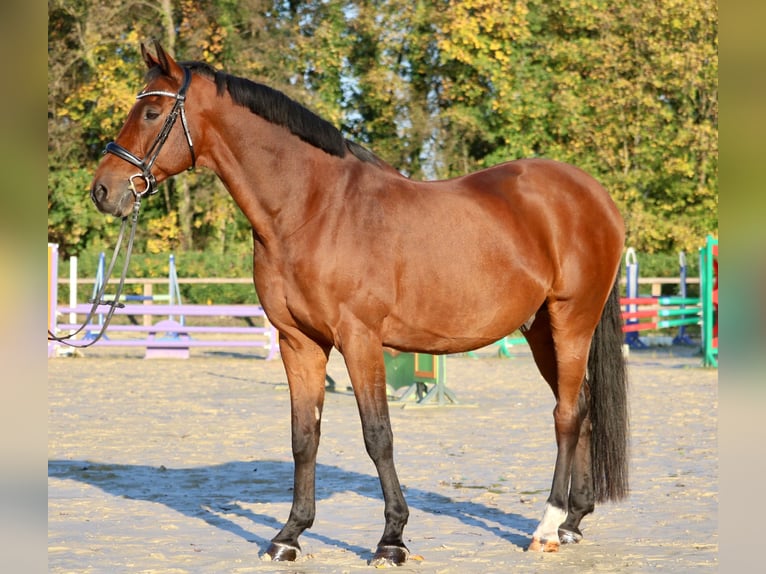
[48,1,157,255]
[48,0,717,261]
[431,0,717,252]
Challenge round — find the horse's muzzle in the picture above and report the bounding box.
[90,182,134,217]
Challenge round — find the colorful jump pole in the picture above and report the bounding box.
[621,296,701,333]
[497,335,528,357]
[673,251,695,345]
[700,235,718,367]
[69,255,78,333]
[623,248,647,349]
[83,252,107,340]
[167,253,184,326]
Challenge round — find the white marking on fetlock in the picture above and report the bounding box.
[532,503,567,546]
[262,541,301,562]
[371,545,410,567]
[315,406,320,421]
[559,528,582,544]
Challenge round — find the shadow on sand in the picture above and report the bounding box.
[49,458,537,560]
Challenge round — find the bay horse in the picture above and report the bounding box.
[90,42,629,566]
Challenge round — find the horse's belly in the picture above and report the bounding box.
[382,288,545,354]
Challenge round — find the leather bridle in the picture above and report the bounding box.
[104,65,196,197]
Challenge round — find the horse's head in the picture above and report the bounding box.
[90,42,196,217]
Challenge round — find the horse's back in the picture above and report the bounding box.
[459,158,620,220]
[362,158,624,352]
[455,158,625,267]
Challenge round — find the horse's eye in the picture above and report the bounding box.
[144,109,160,120]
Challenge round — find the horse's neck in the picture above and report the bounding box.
[202,109,349,242]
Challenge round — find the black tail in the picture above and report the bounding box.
[588,275,630,502]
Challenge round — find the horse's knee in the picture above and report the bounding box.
[362,421,394,461]
[554,388,589,433]
[291,417,321,459]
[553,406,582,440]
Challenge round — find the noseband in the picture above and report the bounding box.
[104,66,196,197]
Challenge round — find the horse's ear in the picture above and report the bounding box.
[141,42,159,70]
[153,40,172,75]
[141,41,180,78]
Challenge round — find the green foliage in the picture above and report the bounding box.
[636,251,699,281]
[61,244,257,305]
[48,167,111,255]
[432,0,717,253]
[48,0,717,284]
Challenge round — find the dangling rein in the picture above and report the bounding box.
[47,198,143,348]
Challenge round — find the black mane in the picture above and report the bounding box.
[152,61,380,164]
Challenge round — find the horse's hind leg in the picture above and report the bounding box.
[265,331,331,561]
[557,396,595,545]
[522,301,595,552]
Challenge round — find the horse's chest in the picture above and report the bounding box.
[252,256,338,333]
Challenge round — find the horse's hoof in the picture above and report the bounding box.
[558,527,583,545]
[528,537,560,552]
[263,541,300,561]
[370,544,409,567]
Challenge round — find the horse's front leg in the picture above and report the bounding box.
[265,331,330,562]
[340,328,410,566]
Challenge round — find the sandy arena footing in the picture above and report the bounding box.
[48,345,717,573]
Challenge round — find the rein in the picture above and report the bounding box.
[48,66,196,348]
[47,199,143,348]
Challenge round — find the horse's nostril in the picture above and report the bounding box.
[91,183,107,205]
